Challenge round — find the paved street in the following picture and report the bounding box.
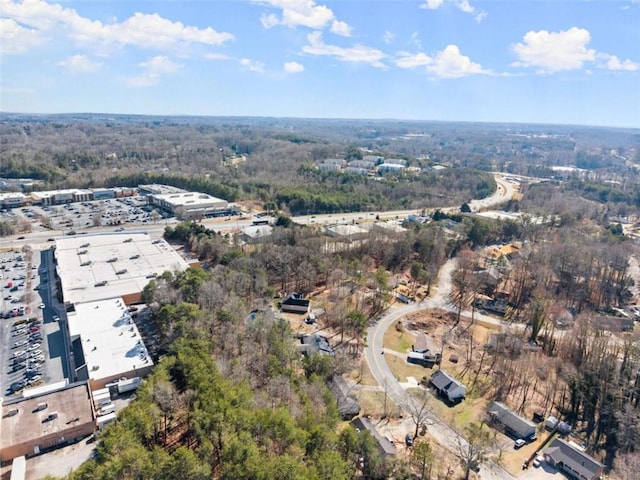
[364,258,516,480]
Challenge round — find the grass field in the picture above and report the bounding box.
[383,321,416,353]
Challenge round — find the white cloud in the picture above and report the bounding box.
[0,0,234,54]
[240,58,266,73]
[0,18,44,54]
[57,54,102,74]
[395,52,432,69]
[330,20,352,37]
[126,55,182,87]
[203,52,230,61]
[420,0,487,22]
[302,31,386,68]
[421,0,444,9]
[411,32,422,50]
[382,30,395,45]
[396,45,488,78]
[258,0,353,36]
[284,61,304,73]
[512,27,596,73]
[428,44,485,77]
[598,53,639,71]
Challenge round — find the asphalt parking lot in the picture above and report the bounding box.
[1,248,67,398]
[12,196,170,236]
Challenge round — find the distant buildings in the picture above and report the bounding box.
[0,184,238,220]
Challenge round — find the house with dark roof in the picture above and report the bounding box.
[543,438,604,480]
[327,376,360,420]
[299,334,333,356]
[430,370,466,403]
[487,401,537,440]
[351,417,396,457]
[280,292,310,314]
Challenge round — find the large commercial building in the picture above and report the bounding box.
[147,191,238,219]
[0,383,95,461]
[69,298,153,389]
[0,192,27,209]
[55,233,190,305]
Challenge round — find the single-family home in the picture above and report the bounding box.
[327,376,360,420]
[351,417,396,457]
[487,401,537,440]
[543,438,604,480]
[280,292,310,313]
[299,334,333,356]
[430,370,466,403]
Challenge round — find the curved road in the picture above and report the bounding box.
[363,174,520,479]
[364,259,515,479]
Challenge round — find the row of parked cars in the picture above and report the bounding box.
[8,319,44,394]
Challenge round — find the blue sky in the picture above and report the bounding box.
[1,0,639,127]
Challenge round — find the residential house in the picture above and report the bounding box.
[543,439,604,480]
[299,334,333,356]
[351,417,397,457]
[327,376,360,420]
[430,370,466,403]
[280,292,310,314]
[487,401,537,440]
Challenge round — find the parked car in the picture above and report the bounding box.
[9,381,25,393]
[405,434,414,447]
[514,439,526,449]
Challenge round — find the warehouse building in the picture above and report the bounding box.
[54,233,190,305]
[147,191,238,219]
[68,298,153,389]
[0,383,95,461]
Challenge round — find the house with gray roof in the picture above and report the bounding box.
[299,334,333,356]
[351,417,396,457]
[430,370,466,403]
[328,376,360,420]
[487,401,537,440]
[543,438,604,480]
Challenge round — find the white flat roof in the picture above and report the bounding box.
[153,191,227,208]
[325,224,368,237]
[55,233,190,304]
[242,225,274,238]
[68,298,152,383]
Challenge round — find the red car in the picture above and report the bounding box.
[29,326,40,333]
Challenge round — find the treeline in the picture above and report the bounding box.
[104,173,241,202]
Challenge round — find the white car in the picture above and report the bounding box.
[38,303,45,309]
[13,350,26,358]
[14,340,28,347]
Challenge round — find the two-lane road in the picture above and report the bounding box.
[364,259,516,480]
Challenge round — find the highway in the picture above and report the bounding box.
[2,173,517,250]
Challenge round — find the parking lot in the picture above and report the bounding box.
[10,196,169,236]
[1,248,67,398]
